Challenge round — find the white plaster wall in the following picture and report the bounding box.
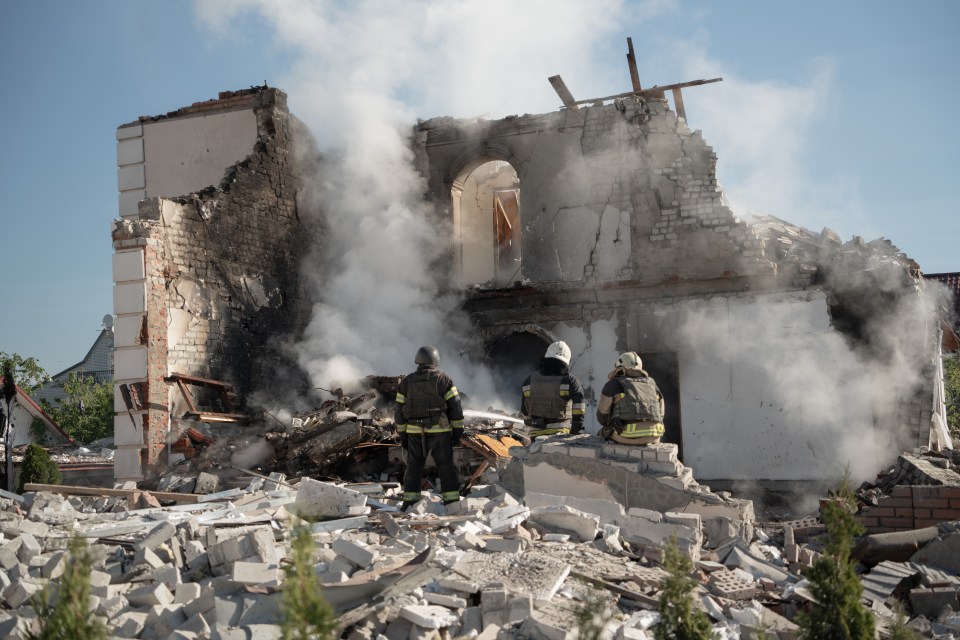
[142,110,258,199]
[679,291,883,481]
[547,315,619,435]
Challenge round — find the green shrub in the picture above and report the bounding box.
[282,527,336,640]
[653,539,712,640]
[797,470,875,640]
[28,536,107,640]
[16,444,62,493]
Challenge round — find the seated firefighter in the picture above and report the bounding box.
[395,345,464,510]
[597,351,665,445]
[520,340,586,437]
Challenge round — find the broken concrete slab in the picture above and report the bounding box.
[528,505,600,542]
[294,478,369,519]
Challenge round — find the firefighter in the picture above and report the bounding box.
[596,351,665,444]
[395,345,464,511]
[520,341,586,437]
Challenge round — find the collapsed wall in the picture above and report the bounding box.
[111,88,318,480]
[415,95,944,485]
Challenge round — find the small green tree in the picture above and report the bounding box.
[796,470,875,640]
[17,444,62,493]
[281,527,336,640]
[573,587,611,640]
[944,355,960,436]
[0,352,50,396]
[653,539,712,640]
[884,603,920,640]
[28,536,108,640]
[46,372,113,444]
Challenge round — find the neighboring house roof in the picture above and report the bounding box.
[925,272,960,325]
[0,380,75,446]
[34,328,114,405]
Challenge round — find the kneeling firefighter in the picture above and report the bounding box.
[395,345,464,510]
[520,340,586,437]
[596,351,665,444]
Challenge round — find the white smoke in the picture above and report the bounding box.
[193,0,666,406]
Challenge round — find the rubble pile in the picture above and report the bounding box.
[1,437,960,638]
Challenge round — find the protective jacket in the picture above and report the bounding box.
[520,358,586,436]
[597,369,665,440]
[395,365,464,434]
[395,364,464,506]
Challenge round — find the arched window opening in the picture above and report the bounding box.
[453,161,520,287]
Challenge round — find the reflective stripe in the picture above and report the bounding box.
[442,491,460,502]
[403,492,421,502]
[451,420,464,428]
[559,390,569,397]
[397,424,407,433]
[443,386,459,401]
[522,388,531,397]
[620,422,666,438]
[404,425,453,434]
[396,392,406,403]
[571,402,585,415]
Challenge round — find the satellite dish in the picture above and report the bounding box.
[102,314,114,331]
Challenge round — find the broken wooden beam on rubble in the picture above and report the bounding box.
[23,483,204,503]
[297,421,367,466]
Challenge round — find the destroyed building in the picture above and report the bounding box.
[110,82,952,488]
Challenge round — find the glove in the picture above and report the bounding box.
[451,429,462,446]
[399,432,409,448]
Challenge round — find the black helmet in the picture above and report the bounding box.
[415,345,440,366]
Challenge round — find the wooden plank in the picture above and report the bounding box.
[570,77,723,106]
[626,37,642,91]
[672,88,686,120]
[175,379,198,413]
[548,75,580,110]
[571,570,659,608]
[24,483,203,503]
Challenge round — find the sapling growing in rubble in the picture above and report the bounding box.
[281,527,336,640]
[28,536,107,640]
[653,537,712,640]
[796,469,875,640]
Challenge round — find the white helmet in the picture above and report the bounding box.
[544,341,571,365]
[616,351,642,370]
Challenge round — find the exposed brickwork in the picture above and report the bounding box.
[112,87,318,472]
[859,485,960,533]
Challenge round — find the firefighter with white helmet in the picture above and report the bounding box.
[520,340,586,437]
[395,345,464,511]
[597,351,665,444]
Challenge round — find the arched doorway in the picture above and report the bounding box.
[487,331,550,408]
[452,160,520,288]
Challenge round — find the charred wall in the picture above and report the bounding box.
[112,88,319,477]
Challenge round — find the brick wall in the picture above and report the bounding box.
[112,87,319,474]
[859,485,960,533]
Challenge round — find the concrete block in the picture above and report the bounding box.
[507,593,533,622]
[484,538,523,553]
[4,579,42,608]
[152,564,181,592]
[232,561,280,587]
[126,582,174,607]
[529,505,600,542]
[437,577,480,593]
[423,591,468,609]
[145,603,186,638]
[18,520,48,538]
[488,505,530,534]
[97,595,128,620]
[461,607,483,637]
[194,472,220,495]
[709,571,757,600]
[481,588,509,611]
[664,511,702,531]
[0,538,21,569]
[455,531,486,550]
[294,478,368,519]
[42,551,66,579]
[518,613,572,640]
[399,604,460,629]
[543,533,571,543]
[118,164,145,190]
[135,521,176,552]
[332,538,377,568]
[115,611,147,638]
[117,137,145,166]
[112,248,145,282]
[238,592,283,625]
[114,346,147,379]
[17,532,41,563]
[183,585,216,618]
[910,587,960,619]
[133,546,165,569]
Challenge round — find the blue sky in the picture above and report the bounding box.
[1,0,957,374]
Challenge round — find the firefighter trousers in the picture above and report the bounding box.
[402,431,460,504]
